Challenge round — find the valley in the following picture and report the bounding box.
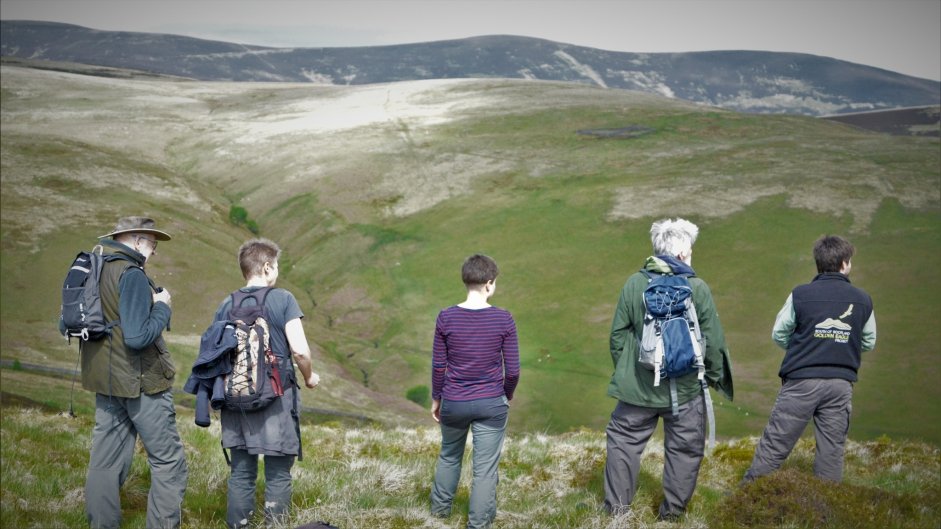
[1,63,939,444]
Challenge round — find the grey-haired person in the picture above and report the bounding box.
[604,218,733,521]
[71,216,188,529]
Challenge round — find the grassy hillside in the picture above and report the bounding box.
[1,64,939,448]
[1,388,938,528]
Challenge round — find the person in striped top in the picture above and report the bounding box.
[430,254,520,529]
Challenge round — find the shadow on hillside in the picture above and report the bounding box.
[0,390,59,412]
[822,106,941,137]
[1,359,376,428]
[575,125,656,138]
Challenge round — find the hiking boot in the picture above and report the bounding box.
[656,511,683,523]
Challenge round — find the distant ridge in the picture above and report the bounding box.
[2,19,939,116]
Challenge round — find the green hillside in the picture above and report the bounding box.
[1,64,939,446]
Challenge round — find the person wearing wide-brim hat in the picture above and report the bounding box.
[98,215,173,243]
[79,216,188,529]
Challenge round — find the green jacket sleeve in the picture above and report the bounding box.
[609,280,635,368]
[691,278,734,401]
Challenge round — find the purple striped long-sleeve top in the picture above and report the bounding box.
[431,305,520,402]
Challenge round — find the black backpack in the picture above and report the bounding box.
[59,245,136,417]
[222,287,285,412]
[59,246,133,342]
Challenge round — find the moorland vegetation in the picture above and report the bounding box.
[1,62,939,527]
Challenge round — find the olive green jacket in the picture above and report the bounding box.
[608,256,734,407]
[80,240,175,397]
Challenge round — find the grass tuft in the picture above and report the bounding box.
[716,467,940,529]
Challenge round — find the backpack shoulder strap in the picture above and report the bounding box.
[229,289,247,309]
[702,379,716,452]
[103,253,134,264]
[228,287,277,325]
[101,252,143,281]
[255,286,274,307]
[230,286,274,309]
[86,250,107,283]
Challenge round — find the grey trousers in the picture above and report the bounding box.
[603,395,705,519]
[226,449,295,528]
[431,396,509,529]
[744,378,852,482]
[86,391,188,529]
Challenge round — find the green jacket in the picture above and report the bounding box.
[608,256,734,407]
[80,240,175,397]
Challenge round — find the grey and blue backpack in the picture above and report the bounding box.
[639,270,715,449]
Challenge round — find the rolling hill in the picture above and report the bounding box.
[2,19,939,117]
[1,61,939,448]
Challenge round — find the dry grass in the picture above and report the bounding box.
[2,395,938,528]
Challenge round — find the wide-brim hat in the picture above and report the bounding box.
[99,216,172,241]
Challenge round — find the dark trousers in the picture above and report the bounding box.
[744,378,852,482]
[603,395,705,518]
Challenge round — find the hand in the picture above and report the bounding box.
[153,288,171,307]
[305,372,320,389]
[431,399,441,423]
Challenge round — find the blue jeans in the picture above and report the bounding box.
[431,396,509,529]
[226,449,295,528]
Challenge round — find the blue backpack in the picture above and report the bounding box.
[639,270,716,448]
[639,271,705,384]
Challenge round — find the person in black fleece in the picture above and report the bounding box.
[743,235,876,483]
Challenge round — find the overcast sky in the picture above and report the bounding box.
[2,0,940,81]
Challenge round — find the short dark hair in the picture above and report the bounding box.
[238,238,281,279]
[813,235,855,273]
[462,254,499,287]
